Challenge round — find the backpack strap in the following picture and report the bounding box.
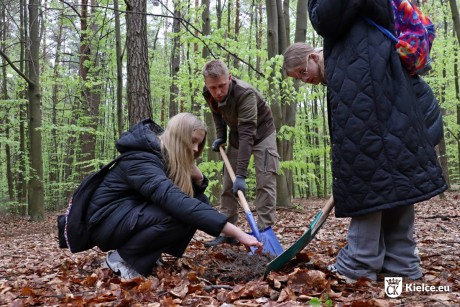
[362,16,399,44]
[102,151,141,171]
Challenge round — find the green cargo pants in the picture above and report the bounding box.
[219,131,279,230]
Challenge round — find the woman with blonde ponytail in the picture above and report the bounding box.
[84,113,262,280]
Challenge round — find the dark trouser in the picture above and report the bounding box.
[93,204,197,276]
[112,205,195,275]
[335,205,422,281]
[93,193,209,276]
[92,194,209,276]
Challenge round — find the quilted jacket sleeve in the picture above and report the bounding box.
[309,0,363,39]
[411,76,443,146]
[309,0,394,39]
[123,154,227,236]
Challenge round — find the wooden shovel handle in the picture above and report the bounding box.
[219,146,251,213]
[312,196,334,233]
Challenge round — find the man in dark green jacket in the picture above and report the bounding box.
[202,59,280,246]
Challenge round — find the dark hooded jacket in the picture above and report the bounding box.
[87,118,227,250]
[308,0,447,217]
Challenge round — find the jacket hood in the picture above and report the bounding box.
[116,118,164,155]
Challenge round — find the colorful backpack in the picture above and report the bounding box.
[364,0,435,76]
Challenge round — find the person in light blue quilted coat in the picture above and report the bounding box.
[281,0,447,282]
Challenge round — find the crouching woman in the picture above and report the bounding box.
[86,113,262,279]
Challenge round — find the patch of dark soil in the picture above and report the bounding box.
[193,245,274,283]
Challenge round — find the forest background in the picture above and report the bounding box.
[0,0,459,221]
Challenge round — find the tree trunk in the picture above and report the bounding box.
[276,0,288,53]
[322,91,329,197]
[449,0,460,183]
[202,0,221,203]
[0,6,14,202]
[449,0,460,44]
[79,0,89,167]
[216,0,222,29]
[189,1,198,113]
[265,0,291,207]
[436,13,451,189]
[169,0,181,117]
[454,16,460,186]
[48,10,64,208]
[226,0,232,64]
[283,0,308,198]
[294,0,308,43]
[18,0,27,206]
[27,0,45,221]
[282,0,290,48]
[79,0,102,175]
[114,0,124,136]
[125,0,152,126]
[233,0,240,68]
[257,1,263,72]
[457,52,460,184]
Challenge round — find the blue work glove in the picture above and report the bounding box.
[232,175,247,196]
[211,138,226,152]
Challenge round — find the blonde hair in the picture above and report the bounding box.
[283,42,325,83]
[202,59,229,78]
[159,113,207,196]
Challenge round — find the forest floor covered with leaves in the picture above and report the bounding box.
[0,192,459,306]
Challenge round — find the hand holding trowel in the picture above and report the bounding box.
[219,145,283,257]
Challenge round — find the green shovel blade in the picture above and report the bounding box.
[264,211,321,276]
[264,197,334,277]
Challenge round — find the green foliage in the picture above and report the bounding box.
[0,201,27,215]
[307,297,322,307]
[278,125,297,141]
[0,0,458,212]
[307,294,333,307]
[198,161,223,204]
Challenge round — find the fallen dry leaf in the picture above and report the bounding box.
[0,192,459,305]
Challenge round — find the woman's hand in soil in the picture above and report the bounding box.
[238,232,263,254]
[221,222,263,254]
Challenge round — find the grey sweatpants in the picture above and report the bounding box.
[220,131,279,230]
[335,204,422,281]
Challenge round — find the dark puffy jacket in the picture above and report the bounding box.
[87,118,227,249]
[411,76,443,146]
[309,0,447,217]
